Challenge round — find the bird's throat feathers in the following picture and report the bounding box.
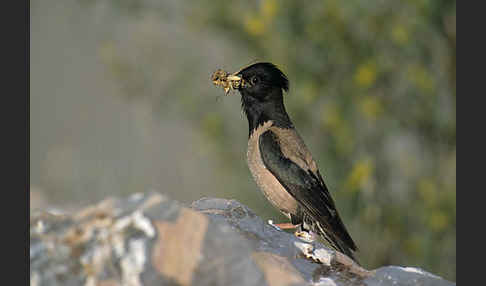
[241,91,293,137]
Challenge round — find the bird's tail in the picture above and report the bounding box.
[313,221,360,265]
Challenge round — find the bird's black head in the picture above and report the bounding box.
[236,62,289,100]
[233,62,293,135]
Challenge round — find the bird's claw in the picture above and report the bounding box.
[295,230,316,242]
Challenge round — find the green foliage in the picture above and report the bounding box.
[87,0,456,280]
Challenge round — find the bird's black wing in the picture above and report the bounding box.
[259,130,357,256]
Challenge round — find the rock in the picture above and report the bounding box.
[30,193,455,286]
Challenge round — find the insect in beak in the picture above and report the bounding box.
[211,69,246,96]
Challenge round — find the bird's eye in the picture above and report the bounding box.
[250,76,260,85]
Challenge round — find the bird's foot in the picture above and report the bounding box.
[295,230,317,242]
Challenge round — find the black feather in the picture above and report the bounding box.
[237,62,292,136]
[259,130,358,261]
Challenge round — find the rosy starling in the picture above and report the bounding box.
[212,62,358,262]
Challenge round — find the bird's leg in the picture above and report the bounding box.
[267,220,299,231]
[269,220,316,242]
[273,223,299,229]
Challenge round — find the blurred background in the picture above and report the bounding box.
[30,0,456,281]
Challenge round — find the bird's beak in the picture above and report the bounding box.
[226,74,242,82]
[226,74,243,93]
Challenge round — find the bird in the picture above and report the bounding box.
[212,62,359,262]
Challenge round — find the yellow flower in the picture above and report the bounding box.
[243,0,278,37]
[244,15,265,36]
[262,0,278,20]
[345,158,374,194]
[404,235,421,257]
[407,65,435,94]
[354,62,377,88]
[428,212,449,232]
[359,96,384,121]
[391,25,409,45]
